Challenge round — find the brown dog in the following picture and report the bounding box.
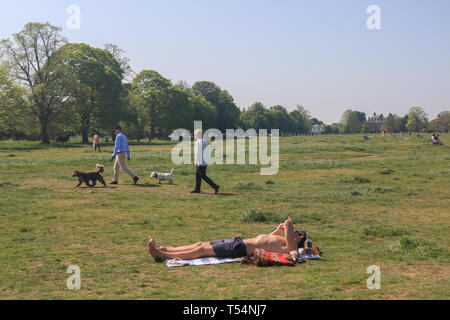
[73,164,106,187]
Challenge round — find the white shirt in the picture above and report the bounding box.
[194,139,209,166]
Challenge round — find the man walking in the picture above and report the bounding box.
[110,126,139,185]
[191,129,220,194]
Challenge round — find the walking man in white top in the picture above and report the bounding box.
[191,129,220,194]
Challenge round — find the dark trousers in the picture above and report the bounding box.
[94,144,101,152]
[194,165,218,191]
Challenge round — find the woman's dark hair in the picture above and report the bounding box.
[295,231,307,248]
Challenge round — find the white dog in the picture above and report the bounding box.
[151,168,174,184]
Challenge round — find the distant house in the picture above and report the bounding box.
[311,124,324,135]
[366,113,384,133]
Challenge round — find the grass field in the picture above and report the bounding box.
[0,134,449,300]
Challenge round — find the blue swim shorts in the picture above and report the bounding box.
[210,236,248,258]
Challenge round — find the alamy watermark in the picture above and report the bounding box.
[67,5,81,30]
[366,265,381,290]
[66,265,81,290]
[367,5,381,30]
[170,121,279,176]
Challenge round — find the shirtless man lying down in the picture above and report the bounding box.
[147,217,303,260]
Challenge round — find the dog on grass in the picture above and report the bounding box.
[73,164,106,188]
[151,168,174,184]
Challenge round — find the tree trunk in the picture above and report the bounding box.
[81,129,89,144]
[41,123,50,144]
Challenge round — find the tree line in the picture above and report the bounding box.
[335,108,449,134]
[1,23,448,143]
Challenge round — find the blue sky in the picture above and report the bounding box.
[1,0,449,123]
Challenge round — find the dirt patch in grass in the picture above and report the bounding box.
[388,263,449,282]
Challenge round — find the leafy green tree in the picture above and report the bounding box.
[158,85,192,135]
[361,123,369,134]
[381,113,406,133]
[132,70,172,137]
[0,64,27,136]
[406,107,428,132]
[433,111,450,132]
[115,83,140,139]
[104,43,134,82]
[132,71,193,137]
[1,22,71,143]
[289,105,312,134]
[354,111,367,124]
[192,81,240,131]
[240,102,272,130]
[55,43,124,143]
[188,94,217,131]
[343,112,363,133]
[270,105,294,133]
[341,109,365,133]
[381,113,396,132]
[340,109,353,126]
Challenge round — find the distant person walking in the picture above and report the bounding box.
[191,129,220,194]
[93,134,101,152]
[110,126,139,185]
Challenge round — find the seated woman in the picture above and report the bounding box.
[147,217,304,260]
[431,134,443,145]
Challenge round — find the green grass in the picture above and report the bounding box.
[0,134,449,299]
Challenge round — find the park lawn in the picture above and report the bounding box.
[0,134,449,300]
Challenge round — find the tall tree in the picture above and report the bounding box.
[341,109,365,133]
[0,64,27,136]
[132,70,172,138]
[344,112,363,133]
[270,105,294,133]
[240,102,272,130]
[192,81,240,131]
[341,109,354,126]
[132,71,192,136]
[381,113,396,132]
[354,111,366,124]
[55,43,124,143]
[406,107,428,132]
[0,22,71,143]
[188,93,217,131]
[104,43,134,82]
[289,105,312,134]
[433,111,450,132]
[158,85,192,135]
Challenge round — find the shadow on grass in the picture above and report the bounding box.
[133,184,161,188]
[215,192,238,196]
[78,186,117,189]
[188,191,237,196]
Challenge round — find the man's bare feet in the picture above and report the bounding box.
[150,237,168,252]
[148,236,165,261]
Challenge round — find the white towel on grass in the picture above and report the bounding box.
[166,248,321,268]
[166,257,243,268]
[298,248,321,260]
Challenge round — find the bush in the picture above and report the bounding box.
[363,221,408,237]
[399,237,422,249]
[240,208,267,223]
[397,237,447,259]
[341,176,371,184]
[240,209,324,225]
[379,169,395,175]
[354,176,371,184]
[234,182,262,190]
